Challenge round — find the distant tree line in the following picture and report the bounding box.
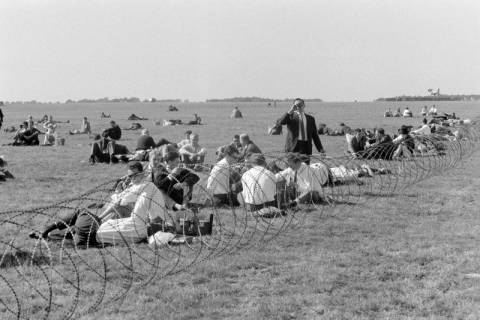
[376,94,480,102]
[2,96,328,104]
[206,97,323,102]
[1,97,185,104]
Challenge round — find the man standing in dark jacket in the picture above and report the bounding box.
[276,98,324,162]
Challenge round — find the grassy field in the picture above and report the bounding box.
[1,101,480,319]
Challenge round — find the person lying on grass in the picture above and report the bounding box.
[127,113,148,121]
[28,208,102,247]
[96,161,173,245]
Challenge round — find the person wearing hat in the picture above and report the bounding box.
[276,98,325,164]
[275,153,325,207]
[177,130,193,148]
[96,161,171,245]
[206,144,242,207]
[241,153,278,211]
[101,120,122,140]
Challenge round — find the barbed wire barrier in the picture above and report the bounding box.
[0,120,479,319]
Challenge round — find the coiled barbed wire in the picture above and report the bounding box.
[0,120,479,319]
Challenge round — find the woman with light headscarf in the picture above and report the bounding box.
[96,161,172,245]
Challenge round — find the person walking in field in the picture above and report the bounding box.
[276,98,325,164]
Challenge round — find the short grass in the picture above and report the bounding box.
[0,101,479,319]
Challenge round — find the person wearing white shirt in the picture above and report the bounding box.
[177,130,192,148]
[206,145,241,207]
[241,154,277,211]
[179,133,207,168]
[411,118,431,135]
[275,153,325,207]
[403,107,412,117]
[96,162,171,245]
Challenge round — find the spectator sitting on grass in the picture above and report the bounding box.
[13,121,41,146]
[102,120,121,140]
[275,153,325,207]
[177,130,192,148]
[241,153,277,211]
[42,121,57,145]
[89,134,129,164]
[70,117,91,135]
[95,161,170,245]
[153,151,200,210]
[239,133,262,160]
[179,133,207,169]
[205,145,242,207]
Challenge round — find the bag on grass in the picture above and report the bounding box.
[148,231,176,249]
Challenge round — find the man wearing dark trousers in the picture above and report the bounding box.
[277,98,325,163]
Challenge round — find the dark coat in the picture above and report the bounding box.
[153,168,200,204]
[243,141,262,158]
[277,112,324,154]
[102,125,122,140]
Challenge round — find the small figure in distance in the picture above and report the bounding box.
[230,106,243,118]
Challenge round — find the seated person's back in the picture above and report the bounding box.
[102,121,122,140]
[136,129,156,151]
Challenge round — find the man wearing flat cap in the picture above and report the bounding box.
[276,98,325,163]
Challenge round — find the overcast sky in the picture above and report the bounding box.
[1,0,479,102]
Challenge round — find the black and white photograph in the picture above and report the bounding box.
[0,0,479,319]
